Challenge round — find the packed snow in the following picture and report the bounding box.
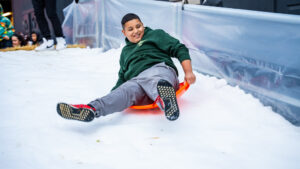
[0,48,300,169]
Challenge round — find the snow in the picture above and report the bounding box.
[0,48,300,169]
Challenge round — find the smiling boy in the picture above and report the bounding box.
[57,13,196,122]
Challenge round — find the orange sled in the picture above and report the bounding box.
[129,82,190,110]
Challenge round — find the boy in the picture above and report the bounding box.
[57,13,196,122]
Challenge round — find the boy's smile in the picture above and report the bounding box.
[122,19,145,43]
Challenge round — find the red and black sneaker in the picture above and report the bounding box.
[157,79,180,121]
[57,103,96,122]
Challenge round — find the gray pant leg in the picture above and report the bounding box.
[89,62,179,117]
[89,80,148,116]
[134,62,179,101]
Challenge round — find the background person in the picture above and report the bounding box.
[0,4,14,49]
[29,31,42,45]
[11,33,27,47]
[32,0,66,50]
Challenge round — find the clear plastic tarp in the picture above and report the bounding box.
[62,0,300,125]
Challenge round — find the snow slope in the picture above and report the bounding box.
[0,48,300,169]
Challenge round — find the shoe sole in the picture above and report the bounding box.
[57,103,95,122]
[157,80,180,121]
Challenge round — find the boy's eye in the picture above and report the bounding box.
[127,27,133,31]
[136,24,141,28]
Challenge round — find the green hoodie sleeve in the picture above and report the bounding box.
[154,29,190,62]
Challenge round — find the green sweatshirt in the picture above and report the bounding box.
[112,27,191,90]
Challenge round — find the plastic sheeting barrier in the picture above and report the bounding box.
[182,5,300,125]
[62,0,300,125]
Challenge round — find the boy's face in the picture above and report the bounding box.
[122,19,145,43]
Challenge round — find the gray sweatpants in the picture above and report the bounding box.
[89,62,179,117]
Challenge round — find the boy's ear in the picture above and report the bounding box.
[122,29,125,36]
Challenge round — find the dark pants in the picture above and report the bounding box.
[32,0,64,39]
[0,39,12,49]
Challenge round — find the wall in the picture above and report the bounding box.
[158,0,300,15]
[223,0,275,12]
[276,0,300,14]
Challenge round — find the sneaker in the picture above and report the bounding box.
[35,38,54,51]
[157,79,180,121]
[56,37,67,50]
[57,103,96,122]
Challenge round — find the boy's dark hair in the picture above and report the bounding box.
[121,13,141,29]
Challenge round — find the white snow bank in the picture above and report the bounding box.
[0,48,299,169]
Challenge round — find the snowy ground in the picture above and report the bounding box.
[0,48,300,169]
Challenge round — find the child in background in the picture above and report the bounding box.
[11,33,27,47]
[29,31,42,45]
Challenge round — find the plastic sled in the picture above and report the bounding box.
[129,82,190,110]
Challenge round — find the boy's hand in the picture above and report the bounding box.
[185,71,196,84]
[181,60,196,85]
